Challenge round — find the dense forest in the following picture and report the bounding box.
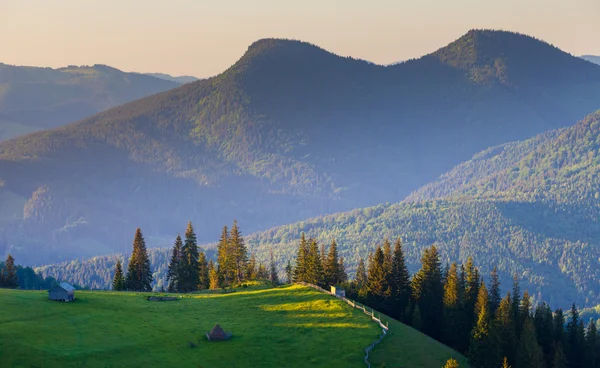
[2,30,600,265]
[0,63,179,141]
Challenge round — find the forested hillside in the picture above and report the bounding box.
[582,55,600,66]
[0,63,179,140]
[3,30,600,265]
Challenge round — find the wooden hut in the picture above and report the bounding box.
[48,282,75,302]
[330,285,346,297]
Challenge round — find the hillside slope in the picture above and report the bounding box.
[582,55,600,66]
[0,63,179,140]
[2,30,600,265]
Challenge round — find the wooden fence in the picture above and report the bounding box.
[296,282,389,368]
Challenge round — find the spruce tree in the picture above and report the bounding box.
[305,238,324,286]
[257,263,268,280]
[285,260,293,284]
[166,235,183,292]
[338,256,347,283]
[198,251,209,290]
[390,238,411,322]
[1,254,18,288]
[269,251,279,284]
[293,233,308,283]
[567,303,584,368]
[125,228,153,292]
[489,267,501,316]
[217,226,233,285]
[208,260,221,289]
[246,253,257,280]
[366,246,387,309]
[516,318,545,368]
[533,303,554,368]
[323,239,339,286]
[552,343,568,368]
[585,319,600,368]
[511,275,522,337]
[355,257,368,289]
[229,220,248,284]
[464,257,481,330]
[553,309,566,349]
[468,282,500,368]
[382,239,393,286]
[112,260,125,291]
[411,245,444,341]
[443,262,463,351]
[495,293,518,366]
[519,291,532,331]
[180,222,200,292]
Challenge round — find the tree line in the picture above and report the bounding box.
[332,239,600,368]
[0,254,60,290]
[113,221,280,293]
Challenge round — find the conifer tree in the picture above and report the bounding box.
[468,282,500,368]
[412,303,422,331]
[443,262,463,350]
[293,233,308,283]
[229,220,248,284]
[464,257,481,329]
[285,260,293,284]
[390,238,411,322]
[533,303,554,367]
[553,309,566,348]
[519,291,532,331]
[567,303,584,368]
[516,318,545,368]
[474,281,489,322]
[338,256,348,283]
[501,357,511,368]
[494,293,518,366]
[1,254,18,288]
[217,226,234,285]
[180,222,200,292]
[257,263,268,280]
[356,257,368,289]
[166,235,183,292]
[412,246,444,340]
[125,228,153,292]
[489,267,501,316]
[198,251,209,290]
[443,358,460,368]
[208,260,221,289]
[552,343,568,368]
[585,319,599,368]
[367,246,387,309]
[305,238,323,286]
[269,250,279,284]
[246,253,257,280]
[511,275,522,337]
[112,259,125,291]
[324,239,340,286]
[382,239,393,285]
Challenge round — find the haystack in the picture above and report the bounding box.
[206,324,232,341]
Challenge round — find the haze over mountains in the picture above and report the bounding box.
[581,55,600,66]
[143,73,199,84]
[2,29,600,268]
[0,64,179,141]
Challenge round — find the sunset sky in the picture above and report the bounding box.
[1,0,598,77]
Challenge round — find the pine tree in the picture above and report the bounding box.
[469,281,499,368]
[494,293,518,366]
[489,267,501,316]
[516,318,545,368]
[1,254,18,288]
[246,253,257,280]
[567,303,584,368]
[198,251,209,290]
[553,309,566,349]
[305,238,323,286]
[269,251,279,284]
[519,291,532,332]
[412,246,444,341]
[324,239,343,287]
[217,226,234,285]
[511,275,522,338]
[443,262,463,350]
[208,260,221,289]
[533,303,554,368]
[293,233,308,283]
[382,239,393,288]
[180,222,200,292]
[112,260,125,291]
[125,228,153,292]
[229,220,248,284]
[338,256,348,283]
[390,238,411,322]
[366,246,387,309]
[166,235,183,292]
[356,257,368,289]
[585,319,600,368]
[285,260,293,284]
[465,257,481,330]
[443,358,460,368]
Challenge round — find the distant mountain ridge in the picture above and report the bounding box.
[581,55,600,66]
[2,30,600,266]
[0,63,179,140]
[143,73,199,84]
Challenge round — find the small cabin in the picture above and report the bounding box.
[48,282,75,302]
[330,285,346,298]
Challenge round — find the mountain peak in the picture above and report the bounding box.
[431,29,600,85]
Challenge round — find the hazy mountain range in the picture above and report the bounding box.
[2,29,600,269]
[143,73,199,84]
[0,63,180,141]
[581,55,600,66]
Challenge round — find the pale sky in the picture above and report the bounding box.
[1,0,598,78]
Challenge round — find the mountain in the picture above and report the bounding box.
[581,55,600,66]
[35,109,600,310]
[2,30,600,266]
[0,63,179,141]
[143,73,199,84]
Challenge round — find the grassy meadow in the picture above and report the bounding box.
[0,284,467,367]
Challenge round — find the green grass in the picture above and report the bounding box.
[0,285,469,367]
[0,285,381,367]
